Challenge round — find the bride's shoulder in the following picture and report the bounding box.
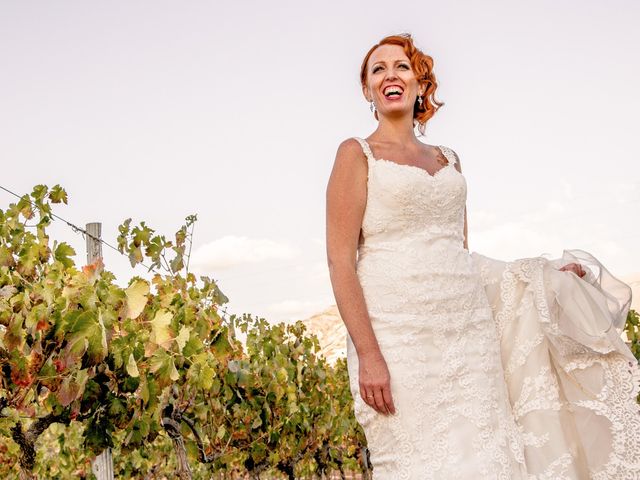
[335,137,368,160]
[337,137,365,151]
[331,137,368,171]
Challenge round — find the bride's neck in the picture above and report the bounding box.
[372,115,418,145]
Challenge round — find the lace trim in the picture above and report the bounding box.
[493,255,640,478]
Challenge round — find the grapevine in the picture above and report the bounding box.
[0,185,368,479]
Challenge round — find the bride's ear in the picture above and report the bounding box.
[362,85,371,102]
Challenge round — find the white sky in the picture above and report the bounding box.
[2,0,639,323]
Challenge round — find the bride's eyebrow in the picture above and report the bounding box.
[371,59,411,67]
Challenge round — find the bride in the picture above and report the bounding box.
[325,33,640,479]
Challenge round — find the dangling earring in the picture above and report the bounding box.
[369,100,376,112]
[417,94,424,107]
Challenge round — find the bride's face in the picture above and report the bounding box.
[363,44,423,120]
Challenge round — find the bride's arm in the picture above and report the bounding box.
[325,138,395,415]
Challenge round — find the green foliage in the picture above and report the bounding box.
[624,309,640,404]
[0,185,367,479]
[625,309,640,361]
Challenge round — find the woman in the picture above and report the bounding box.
[325,33,640,479]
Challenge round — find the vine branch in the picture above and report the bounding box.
[10,411,71,474]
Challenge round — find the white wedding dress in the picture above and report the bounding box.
[345,137,640,479]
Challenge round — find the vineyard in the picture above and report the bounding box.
[0,186,368,479]
[1,185,639,479]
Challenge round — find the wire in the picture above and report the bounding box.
[0,184,234,323]
[1,185,124,257]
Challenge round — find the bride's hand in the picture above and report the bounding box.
[559,262,586,277]
[358,350,396,415]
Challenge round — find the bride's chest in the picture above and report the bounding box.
[366,160,467,213]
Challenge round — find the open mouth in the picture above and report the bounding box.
[383,85,404,98]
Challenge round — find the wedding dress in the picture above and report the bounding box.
[345,137,640,479]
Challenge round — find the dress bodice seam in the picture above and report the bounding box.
[353,137,457,180]
[374,156,457,180]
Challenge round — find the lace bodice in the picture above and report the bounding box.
[354,137,466,248]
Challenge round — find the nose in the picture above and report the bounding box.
[384,69,398,82]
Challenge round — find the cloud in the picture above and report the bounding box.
[472,221,559,261]
[471,196,638,275]
[190,235,298,271]
[309,261,330,281]
[471,209,500,230]
[263,298,334,323]
[472,199,570,239]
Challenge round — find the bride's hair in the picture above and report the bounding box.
[360,33,444,134]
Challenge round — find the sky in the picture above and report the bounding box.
[1,0,639,323]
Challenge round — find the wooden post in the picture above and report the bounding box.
[85,222,103,267]
[92,448,113,480]
[86,222,114,480]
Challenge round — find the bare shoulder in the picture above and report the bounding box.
[336,137,366,159]
[326,137,368,192]
[331,137,368,171]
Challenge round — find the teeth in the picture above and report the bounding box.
[384,86,403,96]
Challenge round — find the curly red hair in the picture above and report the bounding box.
[360,33,444,134]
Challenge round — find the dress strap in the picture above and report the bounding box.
[437,145,458,167]
[353,137,375,163]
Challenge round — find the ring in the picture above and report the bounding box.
[367,394,374,398]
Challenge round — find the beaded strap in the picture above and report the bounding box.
[353,137,375,162]
[438,145,457,167]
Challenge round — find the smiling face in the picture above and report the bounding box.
[362,44,424,121]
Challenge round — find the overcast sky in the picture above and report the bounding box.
[2,0,639,323]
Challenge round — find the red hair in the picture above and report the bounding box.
[360,33,444,134]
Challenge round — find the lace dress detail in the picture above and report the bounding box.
[345,137,640,479]
[471,251,640,479]
[347,137,527,479]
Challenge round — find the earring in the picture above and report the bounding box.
[417,94,423,107]
[369,100,375,112]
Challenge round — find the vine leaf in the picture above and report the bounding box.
[150,309,174,350]
[4,314,25,351]
[125,279,149,320]
[126,353,140,378]
[49,185,68,204]
[149,349,179,386]
[62,311,107,366]
[58,369,89,406]
[175,325,191,352]
[54,242,75,269]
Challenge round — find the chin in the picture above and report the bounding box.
[379,105,413,118]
